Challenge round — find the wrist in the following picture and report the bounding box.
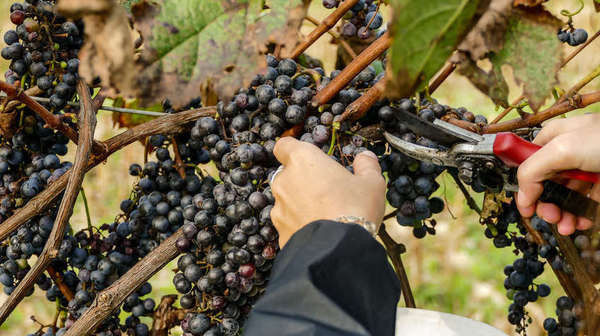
[335,215,379,236]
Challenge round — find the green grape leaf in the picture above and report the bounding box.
[488,7,562,112]
[131,0,307,108]
[385,0,489,99]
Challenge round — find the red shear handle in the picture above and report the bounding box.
[493,132,600,184]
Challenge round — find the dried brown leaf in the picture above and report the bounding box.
[57,0,136,97]
[453,0,513,62]
[0,112,17,139]
[56,0,112,15]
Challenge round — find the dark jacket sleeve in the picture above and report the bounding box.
[244,220,401,336]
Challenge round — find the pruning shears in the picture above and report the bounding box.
[383,109,600,222]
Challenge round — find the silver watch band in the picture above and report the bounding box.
[335,215,378,236]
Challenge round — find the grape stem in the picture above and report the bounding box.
[0,80,96,325]
[171,136,187,179]
[47,265,75,302]
[327,127,337,155]
[377,224,416,308]
[290,0,360,59]
[447,168,481,215]
[0,106,217,243]
[80,188,93,234]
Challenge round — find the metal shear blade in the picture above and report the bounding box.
[383,132,457,167]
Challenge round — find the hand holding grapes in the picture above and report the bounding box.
[269,137,386,247]
[516,114,600,235]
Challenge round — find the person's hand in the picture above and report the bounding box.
[516,114,600,235]
[270,137,386,247]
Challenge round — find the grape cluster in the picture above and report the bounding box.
[557,28,588,47]
[479,201,558,333]
[502,241,551,331]
[0,115,72,221]
[321,0,384,40]
[543,296,582,336]
[379,99,465,238]
[3,0,82,111]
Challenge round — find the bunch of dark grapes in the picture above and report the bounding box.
[557,28,588,47]
[321,0,384,40]
[543,296,583,336]
[3,0,82,111]
[477,199,557,333]
[379,99,468,238]
[0,119,72,221]
[165,55,404,334]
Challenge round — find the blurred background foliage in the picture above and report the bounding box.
[1,0,600,335]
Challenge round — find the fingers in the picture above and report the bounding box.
[517,134,581,214]
[556,211,577,235]
[273,137,300,166]
[353,151,381,176]
[576,217,593,231]
[536,202,561,223]
[353,151,386,190]
[534,114,600,145]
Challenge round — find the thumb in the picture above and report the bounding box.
[353,151,382,178]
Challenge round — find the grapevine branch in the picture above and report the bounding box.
[555,63,600,105]
[491,29,600,124]
[304,15,357,59]
[378,224,416,308]
[0,92,169,117]
[312,31,390,107]
[0,86,42,113]
[290,0,359,59]
[0,81,106,155]
[483,90,600,133]
[339,61,457,122]
[339,79,385,121]
[0,80,96,325]
[63,228,185,336]
[428,63,457,95]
